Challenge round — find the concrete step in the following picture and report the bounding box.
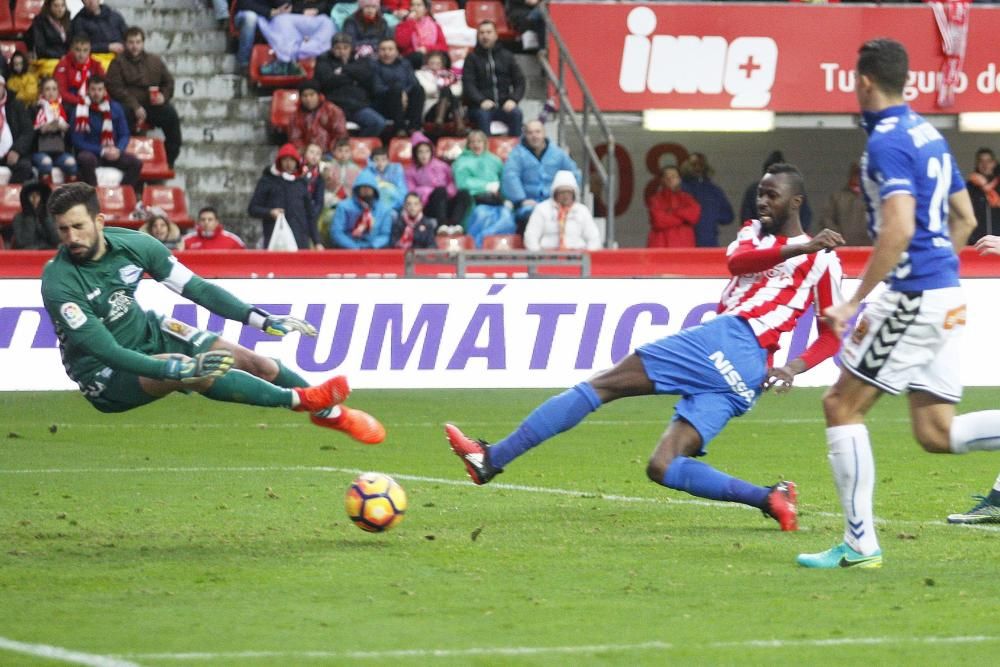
[146,29,229,55]
[122,7,221,31]
[181,168,265,195]
[177,144,278,169]
[181,121,268,145]
[163,53,236,77]
[173,97,266,122]
[168,74,249,101]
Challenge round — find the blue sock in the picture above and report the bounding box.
[661,457,770,508]
[489,382,602,469]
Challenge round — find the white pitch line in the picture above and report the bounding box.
[2,464,998,532]
[19,416,905,430]
[119,635,1000,662]
[0,636,141,667]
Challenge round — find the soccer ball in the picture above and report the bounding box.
[345,472,407,532]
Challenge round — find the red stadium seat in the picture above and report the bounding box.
[488,136,519,161]
[96,185,138,227]
[435,136,467,161]
[435,234,474,250]
[388,137,412,165]
[431,0,458,13]
[249,45,314,89]
[12,0,43,35]
[270,89,299,133]
[142,186,195,229]
[0,3,14,38]
[0,183,22,224]
[349,137,382,167]
[0,40,27,64]
[481,233,523,250]
[127,136,175,181]
[465,1,515,40]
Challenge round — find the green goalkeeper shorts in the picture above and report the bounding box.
[83,317,219,413]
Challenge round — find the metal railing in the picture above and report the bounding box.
[537,3,618,248]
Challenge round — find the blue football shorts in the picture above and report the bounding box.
[635,315,768,451]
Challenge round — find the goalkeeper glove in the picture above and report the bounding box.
[163,350,235,383]
[247,307,317,337]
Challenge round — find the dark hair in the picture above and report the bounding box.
[660,165,680,178]
[976,147,996,160]
[70,33,91,47]
[298,79,321,94]
[378,37,397,47]
[857,38,908,96]
[371,146,388,158]
[197,206,219,219]
[761,150,784,174]
[765,162,806,197]
[333,138,352,151]
[87,74,106,88]
[411,0,434,17]
[478,19,496,30]
[48,182,100,218]
[38,75,57,90]
[426,49,450,69]
[9,51,27,75]
[333,32,353,46]
[42,0,70,30]
[124,26,145,41]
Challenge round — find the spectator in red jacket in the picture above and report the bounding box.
[54,34,106,109]
[288,79,348,155]
[646,165,701,248]
[394,0,449,69]
[182,207,247,250]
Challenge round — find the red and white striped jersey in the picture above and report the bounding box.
[719,220,843,360]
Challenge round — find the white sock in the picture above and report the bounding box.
[826,424,880,555]
[949,411,1000,453]
[993,473,1000,493]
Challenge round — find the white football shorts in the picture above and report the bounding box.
[840,286,965,402]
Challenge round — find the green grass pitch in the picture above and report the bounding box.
[1,387,998,665]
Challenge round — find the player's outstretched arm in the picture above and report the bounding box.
[175,274,317,338]
[728,228,845,275]
[246,307,317,338]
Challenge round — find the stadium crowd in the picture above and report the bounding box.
[0,0,998,252]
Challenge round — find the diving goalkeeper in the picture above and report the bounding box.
[41,182,384,444]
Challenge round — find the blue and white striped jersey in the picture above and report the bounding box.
[860,104,964,291]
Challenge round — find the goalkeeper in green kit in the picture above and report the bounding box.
[40,182,384,444]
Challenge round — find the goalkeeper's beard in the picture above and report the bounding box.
[66,241,100,264]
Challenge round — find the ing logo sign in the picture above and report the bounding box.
[618,6,779,108]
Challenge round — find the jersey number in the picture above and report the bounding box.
[927,154,952,234]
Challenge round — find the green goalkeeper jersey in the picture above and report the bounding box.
[41,227,253,388]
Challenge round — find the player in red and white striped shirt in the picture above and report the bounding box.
[446,163,846,532]
[720,210,844,375]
